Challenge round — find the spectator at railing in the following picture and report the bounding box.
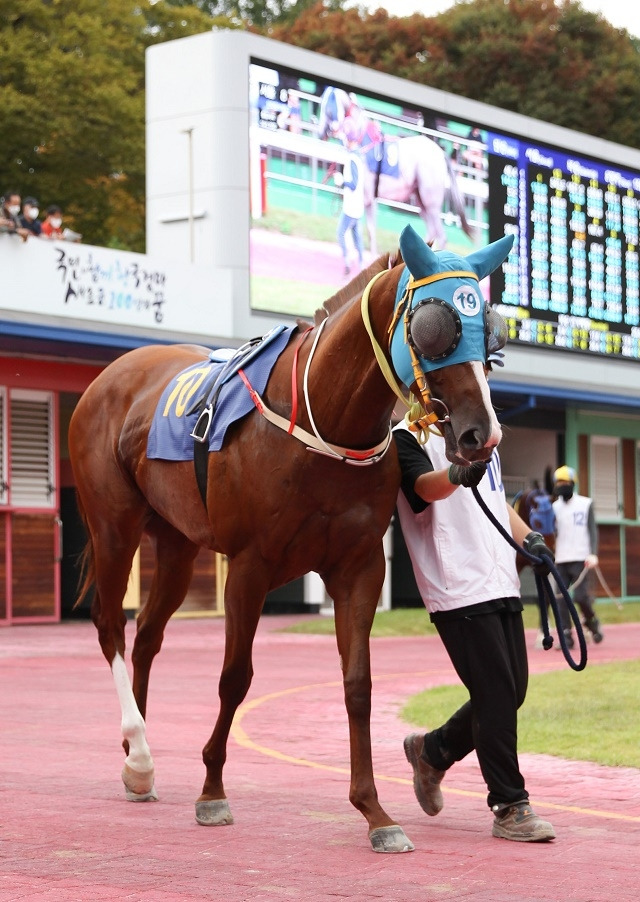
[19,197,43,237]
[40,204,82,242]
[41,204,64,239]
[0,190,30,241]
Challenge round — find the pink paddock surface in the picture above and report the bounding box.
[2,616,639,902]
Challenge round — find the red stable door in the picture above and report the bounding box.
[0,387,60,624]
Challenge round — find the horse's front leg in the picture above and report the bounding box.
[326,550,414,853]
[195,557,267,827]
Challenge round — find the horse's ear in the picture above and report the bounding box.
[398,225,440,277]
[465,234,515,281]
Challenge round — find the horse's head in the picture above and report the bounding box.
[390,225,513,464]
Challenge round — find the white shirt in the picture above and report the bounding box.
[394,425,520,613]
[552,493,593,563]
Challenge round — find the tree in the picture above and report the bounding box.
[267,0,640,149]
[0,0,218,250]
[3,0,640,251]
[161,0,345,27]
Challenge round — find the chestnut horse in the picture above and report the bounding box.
[68,224,512,853]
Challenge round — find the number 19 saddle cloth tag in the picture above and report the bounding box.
[147,325,295,461]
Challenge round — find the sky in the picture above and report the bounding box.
[356,0,640,38]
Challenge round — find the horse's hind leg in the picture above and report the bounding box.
[75,460,158,802]
[88,522,160,802]
[130,518,200,720]
[87,509,160,802]
[115,520,200,802]
[195,556,267,827]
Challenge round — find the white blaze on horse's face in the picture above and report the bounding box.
[472,359,502,448]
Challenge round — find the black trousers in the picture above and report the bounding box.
[555,560,596,629]
[423,608,528,810]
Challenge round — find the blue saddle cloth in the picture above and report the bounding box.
[364,139,400,179]
[147,325,295,461]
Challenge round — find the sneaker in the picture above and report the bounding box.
[403,733,445,816]
[492,801,556,842]
[534,630,544,650]
[586,617,604,644]
[562,629,575,650]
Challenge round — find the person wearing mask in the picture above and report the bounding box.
[19,197,43,237]
[552,465,602,647]
[393,412,556,843]
[0,190,30,241]
[41,205,65,239]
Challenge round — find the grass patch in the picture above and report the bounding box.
[253,209,398,253]
[250,273,337,319]
[282,601,640,638]
[282,604,640,767]
[401,659,640,768]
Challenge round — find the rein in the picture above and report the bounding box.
[471,486,587,672]
[237,317,391,465]
[359,270,441,440]
[238,266,454,466]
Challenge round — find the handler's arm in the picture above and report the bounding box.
[413,468,458,503]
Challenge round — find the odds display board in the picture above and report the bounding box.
[249,58,640,361]
[487,137,640,359]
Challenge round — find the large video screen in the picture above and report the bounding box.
[249,58,640,361]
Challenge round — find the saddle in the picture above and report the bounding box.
[188,324,289,504]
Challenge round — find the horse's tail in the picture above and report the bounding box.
[73,493,96,610]
[444,154,473,239]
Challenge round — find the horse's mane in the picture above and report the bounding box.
[312,251,401,326]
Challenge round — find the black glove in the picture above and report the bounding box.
[523,531,554,575]
[447,461,487,488]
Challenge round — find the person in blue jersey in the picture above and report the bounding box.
[393,418,556,843]
[552,465,602,647]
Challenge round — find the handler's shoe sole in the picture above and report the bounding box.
[403,733,445,816]
[492,802,556,842]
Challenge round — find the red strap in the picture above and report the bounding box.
[237,369,263,414]
[289,328,312,434]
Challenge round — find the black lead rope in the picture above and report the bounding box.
[471,486,587,672]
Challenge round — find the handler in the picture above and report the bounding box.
[552,465,603,647]
[393,417,556,843]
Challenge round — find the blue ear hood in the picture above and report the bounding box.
[389,226,514,386]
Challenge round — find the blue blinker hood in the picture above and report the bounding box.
[389,225,514,388]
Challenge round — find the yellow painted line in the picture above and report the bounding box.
[231,672,640,824]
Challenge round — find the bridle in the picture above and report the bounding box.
[241,266,466,464]
[360,269,449,441]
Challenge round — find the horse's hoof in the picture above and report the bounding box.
[125,785,159,802]
[122,763,157,801]
[195,799,234,826]
[369,825,414,853]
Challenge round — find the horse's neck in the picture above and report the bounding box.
[303,292,396,448]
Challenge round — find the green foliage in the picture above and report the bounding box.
[402,659,640,768]
[160,0,344,27]
[3,0,640,250]
[0,0,216,250]
[270,0,640,149]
